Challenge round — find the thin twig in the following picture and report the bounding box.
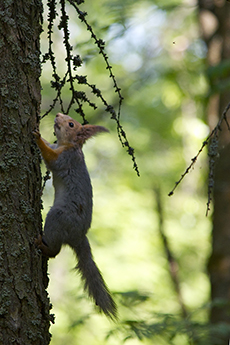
[168,101,230,199]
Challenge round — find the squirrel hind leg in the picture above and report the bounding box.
[35,234,61,258]
[40,207,66,257]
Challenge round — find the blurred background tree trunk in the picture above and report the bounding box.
[199,0,230,336]
[0,1,51,343]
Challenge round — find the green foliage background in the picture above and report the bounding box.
[39,0,217,343]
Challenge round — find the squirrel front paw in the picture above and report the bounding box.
[32,129,41,140]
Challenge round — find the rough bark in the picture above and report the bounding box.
[0,1,51,344]
[199,0,230,338]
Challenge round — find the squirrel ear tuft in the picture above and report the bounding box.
[76,125,109,145]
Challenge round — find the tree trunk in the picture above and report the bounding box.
[199,0,230,339]
[0,1,51,344]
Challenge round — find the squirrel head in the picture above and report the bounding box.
[54,113,109,147]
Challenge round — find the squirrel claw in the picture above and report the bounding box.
[33,129,41,139]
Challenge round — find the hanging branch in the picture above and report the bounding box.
[41,0,140,176]
[42,0,66,116]
[41,170,52,194]
[206,132,219,216]
[58,0,89,124]
[41,71,68,119]
[67,0,139,175]
[168,101,230,214]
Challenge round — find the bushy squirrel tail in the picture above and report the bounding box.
[74,236,117,320]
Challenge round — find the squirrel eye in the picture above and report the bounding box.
[69,122,74,128]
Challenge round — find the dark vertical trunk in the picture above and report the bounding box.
[199,0,230,339]
[0,1,51,344]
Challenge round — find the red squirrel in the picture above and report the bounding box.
[33,113,117,320]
